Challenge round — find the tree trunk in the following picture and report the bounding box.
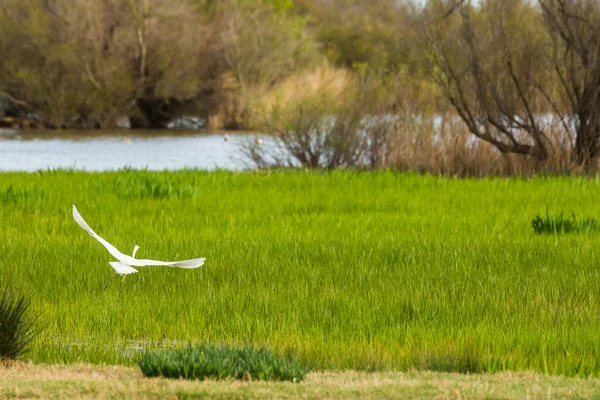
[574,113,600,167]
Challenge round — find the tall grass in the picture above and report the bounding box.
[2,170,600,376]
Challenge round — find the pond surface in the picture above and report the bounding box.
[0,130,256,172]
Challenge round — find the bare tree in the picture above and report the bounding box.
[539,0,600,165]
[424,0,554,163]
[424,0,600,167]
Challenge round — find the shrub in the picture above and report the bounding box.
[532,209,597,234]
[245,74,397,169]
[137,343,310,382]
[0,287,39,360]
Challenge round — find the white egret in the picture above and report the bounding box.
[72,205,205,295]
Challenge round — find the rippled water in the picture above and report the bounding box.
[0,130,255,172]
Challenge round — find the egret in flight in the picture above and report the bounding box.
[72,205,205,295]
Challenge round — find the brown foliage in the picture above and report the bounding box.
[245,74,397,169]
[0,0,317,129]
[0,0,223,128]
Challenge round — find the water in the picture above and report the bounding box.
[0,130,256,172]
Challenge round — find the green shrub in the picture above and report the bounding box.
[0,287,40,360]
[532,209,597,234]
[137,343,309,382]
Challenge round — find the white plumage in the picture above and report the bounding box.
[72,205,205,294]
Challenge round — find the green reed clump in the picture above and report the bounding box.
[138,343,310,382]
[532,209,597,234]
[0,184,46,206]
[0,287,40,360]
[113,172,199,199]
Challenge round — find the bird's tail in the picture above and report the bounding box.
[109,262,139,275]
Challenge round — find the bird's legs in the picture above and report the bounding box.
[119,275,126,297]
[115,246,138,297]
[102,273,117,292]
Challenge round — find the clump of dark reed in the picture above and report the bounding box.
[112,171,199,199]
[418,341,485,374]
[0,184,46,206]
[0,287,40,360]
[532,209,598,234]
[138,343,310,382]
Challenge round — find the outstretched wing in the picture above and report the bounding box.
[72,205,135,264]
[134,257,206,268]
[73,205,206,269]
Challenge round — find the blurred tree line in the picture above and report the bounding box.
[0,0,318,129]
[1,0,599,168]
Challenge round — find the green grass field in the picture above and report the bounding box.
[2,170,600,377]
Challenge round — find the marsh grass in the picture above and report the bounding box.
[532,209,598,234]
[2,170,600,377]
[138,343,310,381]
[0,287,40,360]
